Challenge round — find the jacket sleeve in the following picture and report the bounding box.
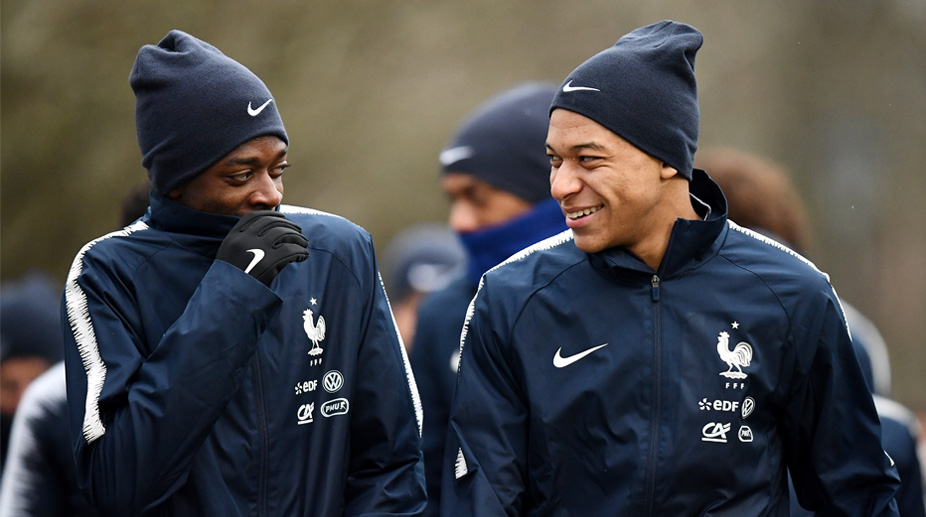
[440,279,528,517]
[782,284,901,516]
[343,237,427,516]
[63,252,282,516]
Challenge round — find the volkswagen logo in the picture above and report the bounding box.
[323,370,344,393]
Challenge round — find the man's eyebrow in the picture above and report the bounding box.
[546,142,607,152]
[223,149,288,166]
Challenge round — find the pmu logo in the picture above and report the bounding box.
[321,398,350,417]
[701,422,731,443]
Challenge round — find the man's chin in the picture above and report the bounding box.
[573,234,607,254]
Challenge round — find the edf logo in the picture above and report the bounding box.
[698,398,740,412]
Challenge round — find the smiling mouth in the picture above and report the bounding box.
[565,205,603,220]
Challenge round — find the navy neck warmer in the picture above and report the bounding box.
[458,197,567,286]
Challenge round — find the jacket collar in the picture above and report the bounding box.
[590,169,728,277]
[145,191,241,239]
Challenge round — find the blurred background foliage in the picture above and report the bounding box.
[1,1,924,409]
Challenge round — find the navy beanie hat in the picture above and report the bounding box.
[550,20,702,180]
[0,272,64,365]
[130,30,288,195]
[383,224,466,302]
[440,82,558,204]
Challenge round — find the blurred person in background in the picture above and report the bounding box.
[60,30,425,515]
[381,223,465,352]
[695,146,925,517]
[442,21,899,515]
[0,179,149,516]
[842,305,926,517]
[409,81,567,515]
[0,271,64,477]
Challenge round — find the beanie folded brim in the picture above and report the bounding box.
[550,20,702,180]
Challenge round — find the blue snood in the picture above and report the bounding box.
[458,197,567,286]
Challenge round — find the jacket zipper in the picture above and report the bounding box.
[644,274,661,515]
[251,355,269,516]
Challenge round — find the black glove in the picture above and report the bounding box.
[217,210,309,286]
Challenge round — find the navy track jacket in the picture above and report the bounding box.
[442,170,900,516]
[62,194,426,516]
[410,276,476,515]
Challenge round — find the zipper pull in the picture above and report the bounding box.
[651,275,660,302]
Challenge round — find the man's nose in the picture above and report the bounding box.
[448,202,480,234]
[250,173,284,208]
[550,163,581,201]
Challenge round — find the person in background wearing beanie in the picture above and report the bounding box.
[0,181,153,517]
[409,82,567,515]
[381,223,466,352]
[693,147,926,517]
[441,21,900,515]
[60,30,426,516]
[0,271,65,478]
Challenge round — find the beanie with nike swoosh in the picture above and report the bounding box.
[131,30,288,195]
[439,82,558,204]
[550,20,702,180]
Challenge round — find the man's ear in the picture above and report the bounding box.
[168,186,182,199]
[660,162,680,180]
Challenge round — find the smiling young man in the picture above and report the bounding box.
[441,21,900,515]
[61,30,426,516]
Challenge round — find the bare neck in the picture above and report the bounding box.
[630,179,698,272]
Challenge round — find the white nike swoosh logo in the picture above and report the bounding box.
[247,99,273,116]
[244,248,265,274]
[439,146,474,166]
[553,343,609,368]
[562,80,600,93]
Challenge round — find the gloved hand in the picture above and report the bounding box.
[217,210,309,286]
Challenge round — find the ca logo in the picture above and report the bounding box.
[297,403,315,425]
[701,422,732,443]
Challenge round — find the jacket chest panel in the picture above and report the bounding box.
[212,256,362,444]
[511,275,790,492]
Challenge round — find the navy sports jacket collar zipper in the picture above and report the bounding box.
[643,272,662,515]
[149,191,275,512]
[588,170,727,514]
[146,192,245,257]
[590,169,728,279]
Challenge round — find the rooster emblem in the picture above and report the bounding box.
[716,331,752,379]
[303,308,326,356]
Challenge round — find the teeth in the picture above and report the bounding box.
[566,205,602,219]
